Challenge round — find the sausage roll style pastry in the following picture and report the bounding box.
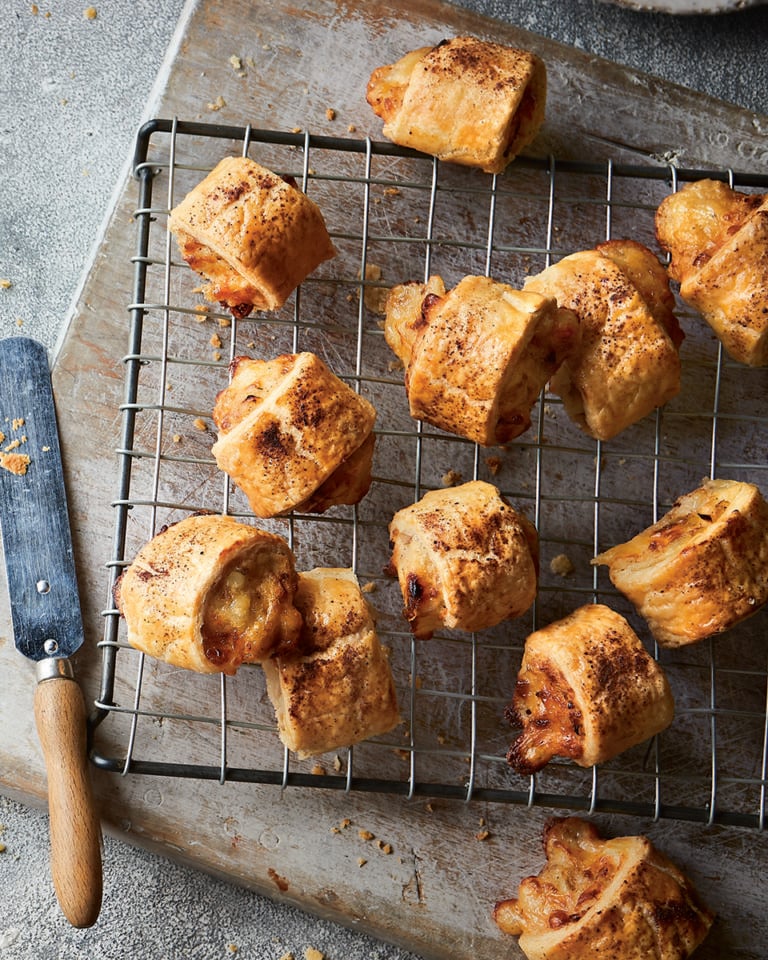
[114,514,302,675]
[262,568,400,758]
[384,275,578,446]
[386,480,539,639]
[655,178,768,366]
[493,817,714,960]
[593,478,768,648]
[366,35,546,174]
[168,156,336,317]
[523,239,683,441]
[505,604,674,775]
[211,352,377,518]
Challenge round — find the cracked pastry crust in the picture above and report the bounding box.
[523,239,683,441]
[366,35,546,174]
[114,513,302,675]
[384,275,578,446]
[168,155,336,317]
[386,480,539,639]
[493,817,714,960]
[211,352,377,519]
[505,604,674,774]
[655,178,768,366]
[593,477,768,648]
[262,568,400,758]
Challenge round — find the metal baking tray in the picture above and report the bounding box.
[88,117,768,829]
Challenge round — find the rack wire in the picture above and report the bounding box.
[88,117,768,829]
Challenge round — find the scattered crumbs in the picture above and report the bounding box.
[218,317,232,329]
[550,553,575,577]
[307,167,316,177]
[325,107,336,121]
[310,763,326,776]
[31,4,39,13]
[383,187,401,197]
[226,945,238,955]
[3,438,21,452]
[425,802,434,813]
[15,318,23,327]
[0,453,30,476]
[485,455,502,476]
[245,55,256,69]
[332,755,343,773]
[414,215,421,223]
[0,431,4,444]
[442,469,462,487]
[479,816,486,827]
[83,6,97,19]
[41,445,50,452]
[193,418,208,432]
[291,126,302,134]
[304,949,324,960]
[278,954,294,960]
[339,817,352,830]
[207,95,226,112]
[387,358,403,373]
[436,733,446,745]
[358,829,375,841]
[172,434,182,444]
[229,54,246,76]
[0,279,11,289]
[360,263,388,314]
[543,403,557,419]
[618,457,627,466]
[347,123,356,133]
[361,580,377,594]
[210,333,222,349]
[376,839,393,855]
[394,749,409,761]
[0,841,6,853]
[475,829,491,842]
[357,858,367,868]
[166,383,173,391]
[213,351,222,362]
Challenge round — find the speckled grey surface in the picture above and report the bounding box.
[1,1,766,957]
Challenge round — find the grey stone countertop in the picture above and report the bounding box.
[0,1,766,958]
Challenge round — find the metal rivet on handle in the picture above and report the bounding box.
[43,638,59,656]
[36,579,51,594]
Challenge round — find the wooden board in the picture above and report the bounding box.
[2,1,767,956]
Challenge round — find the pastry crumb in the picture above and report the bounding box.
[325,107,336,121]
[207,95,226,112]
[210,333,222,348]
[358,829,374,841]
[310,764,326,776]
[357,858,367,868]
[359,263,388,314]
[441,469,462,487]
[332,755,343,772]
[347,123,356,133]
[361,580,377,594]
[172,434,182,444]
[193,418,208,432]
[475,829,491,841]
[0,279,11,289]
[278,953,294,960]
[0,453,30,476]
[550,553,575,577]
[83,6,97,19]
[304,949,324,960]
[485,455,502,476]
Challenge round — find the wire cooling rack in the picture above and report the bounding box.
[88,117,768,829]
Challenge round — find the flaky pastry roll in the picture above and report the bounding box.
[366,36,546,174]
[114,513,302,675]
[386,480,539,639]
[505,604,674,774]
[493,817,713,960]
[384,275,578,446]
[211,352,377,518]
[593,477,768,648]
[523,239,682,440]
[168,156,336,317]
[262,568,400,758]
[655,178,768,365]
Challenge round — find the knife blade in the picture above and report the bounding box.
[0,336,102,928]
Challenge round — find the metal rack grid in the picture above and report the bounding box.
[88,117,768,830]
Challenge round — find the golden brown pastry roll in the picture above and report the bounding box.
[523,239,682,441]
[168,156,336,317]
[114,513,302,675]
[655,178,768,366]
[366,36,546,174]
[262,568,400,758]
[505,604,674,774]
[211,352,377,518]
[386,480,539,639]
[493,817,714,960]
[593,478,768,648]
[384,275,578,446]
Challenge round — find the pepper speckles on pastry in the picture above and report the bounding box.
[384,274,578,446]
[593,477,768,648]
[114,513,302,675]
[523,239,683,441]
[211,352,377,519]
[366,35,546,174]
[505,604,674,775]
[262,567,401,758]
[493,817,714,960]
[386,480,539,639]
[168,155,336,317]
[655,178,768,366]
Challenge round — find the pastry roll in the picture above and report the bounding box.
[523,239,682,440]
[366,36,546,174]
[114,513,302,675]
[655,178,768,366]
[168,156,336,317]
[493,817,714,960]
[505,604,674,774]
[386,480,539,639]
[211,352,377,518]
[593,477,768,648]
[384,275,578,446]
[262,568,400,758]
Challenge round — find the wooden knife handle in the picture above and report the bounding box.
[34,672,103,928]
